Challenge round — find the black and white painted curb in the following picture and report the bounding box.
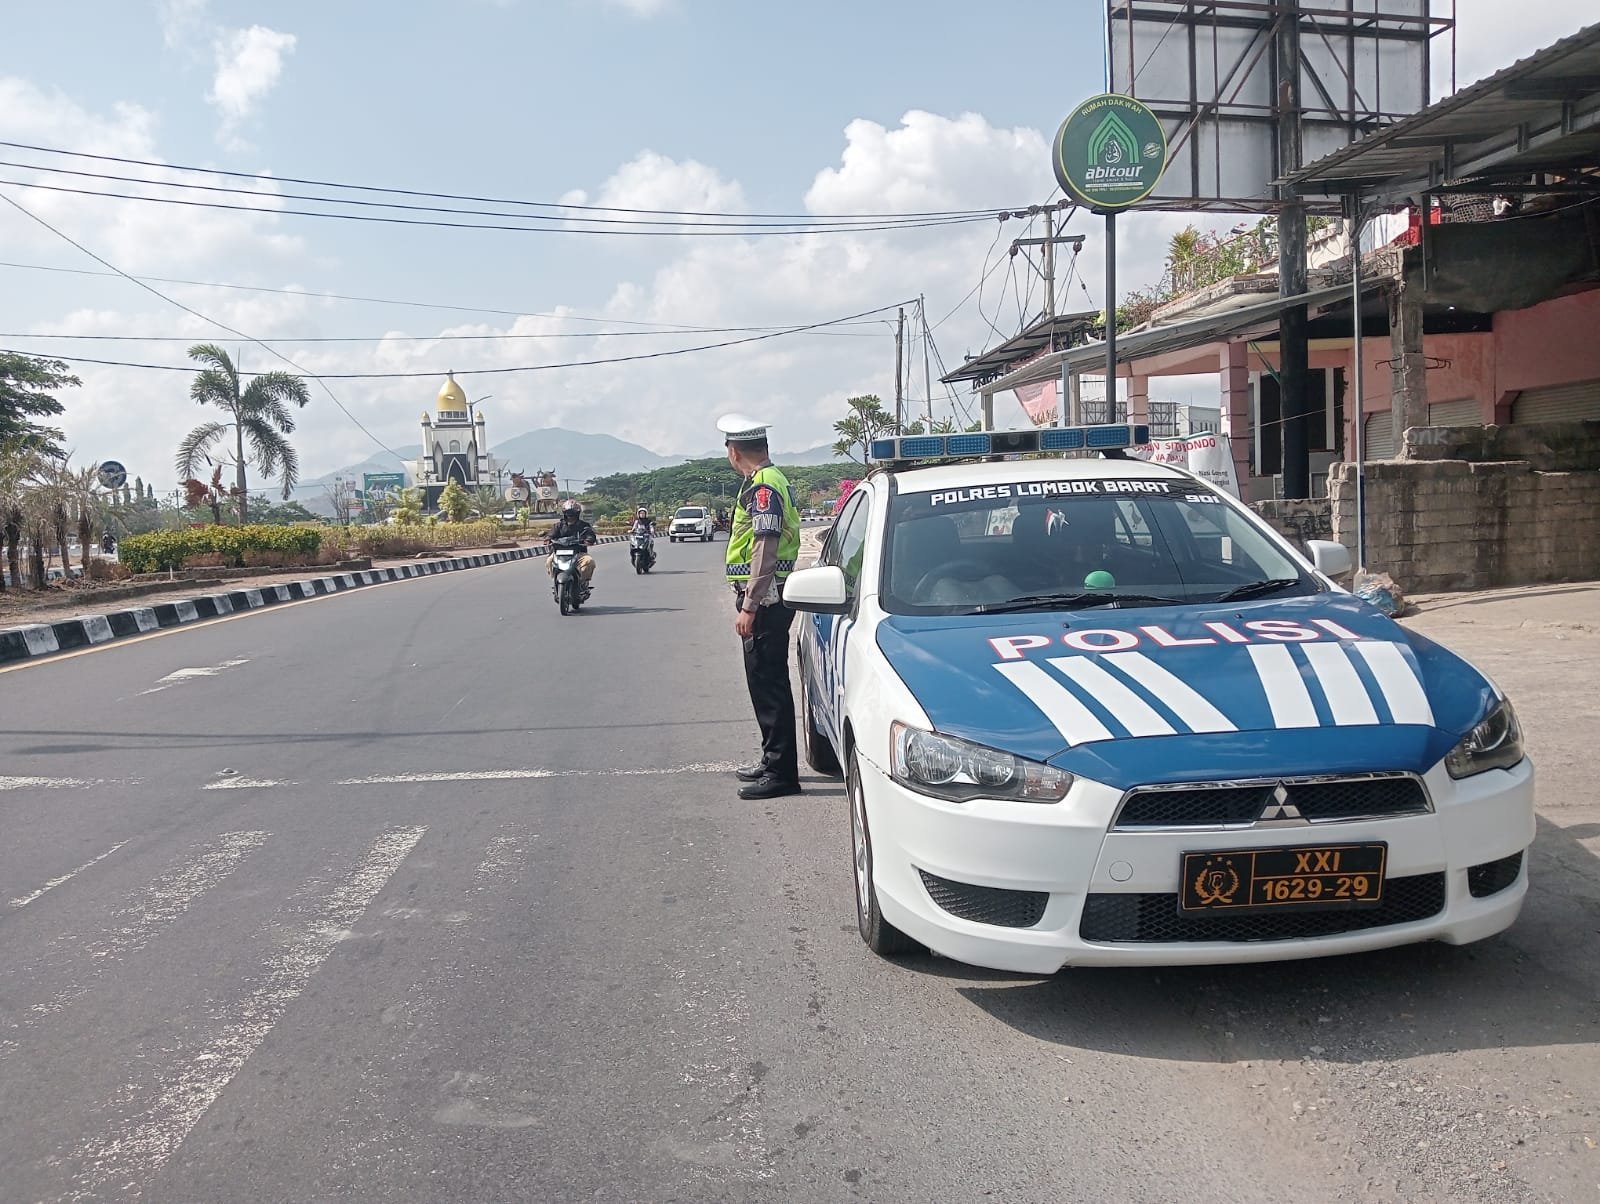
[0,537,630,666]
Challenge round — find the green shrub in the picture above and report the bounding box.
[121,524,323,573]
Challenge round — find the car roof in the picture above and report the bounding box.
[886,455,1194,495]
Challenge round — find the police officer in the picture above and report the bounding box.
[718,413,803,800]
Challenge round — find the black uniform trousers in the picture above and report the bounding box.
[741,600,799,783]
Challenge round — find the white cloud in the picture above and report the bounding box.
[208,25,297,142]
[157,0,210,50]
[0,77,301,272]
[1447,0,1592,93]
[560,151,746,228]
[0,95,1211,488]
[598,0,673,17]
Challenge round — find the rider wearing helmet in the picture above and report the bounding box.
[629,505,655,537]
[546,499,599,589]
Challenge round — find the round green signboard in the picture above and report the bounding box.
[1052,93,1169,211]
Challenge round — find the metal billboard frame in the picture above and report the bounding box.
[1108,0,1456,213]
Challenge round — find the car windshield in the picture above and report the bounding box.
[675,508,703,518]
[881,473,1318,614]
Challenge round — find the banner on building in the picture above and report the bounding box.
[1130,433,1240,498]
[1013,379,1059,425]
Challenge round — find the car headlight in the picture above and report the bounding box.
[890,721,1071,803]
[1444,697,1525,779]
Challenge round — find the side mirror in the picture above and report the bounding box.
[1307,539,1352,579]
[783,565,850,614]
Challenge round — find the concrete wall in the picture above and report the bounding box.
[1347,288,1600,443]
[1326,422,1600,592]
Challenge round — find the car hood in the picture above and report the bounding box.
[874,594,1496,791]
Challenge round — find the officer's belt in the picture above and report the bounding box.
[725,560,796,578]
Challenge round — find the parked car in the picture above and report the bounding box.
[669,506,714,542]
[784,422,1533,975]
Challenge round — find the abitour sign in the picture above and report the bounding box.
[1052,93,1169,211]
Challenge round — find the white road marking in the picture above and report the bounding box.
[1354,641,1437,725]
[1247,644,1320,729]
[67,825,426,1201]
[1303,643,1380,726]
[140,656,250,695]
[8,841,130,908]
[0,775,120,791]
[339,763,740,785]
[993,661,1113,747]
[201,777,288,790]
[27,830,268,1021]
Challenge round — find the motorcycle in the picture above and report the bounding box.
[629,528,656,574]
[548,535,591,615]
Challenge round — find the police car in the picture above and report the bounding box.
[783,424,1533,974]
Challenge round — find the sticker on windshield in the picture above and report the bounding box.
[928,479,1180,507]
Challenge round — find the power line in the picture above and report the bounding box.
[0,189,400,458]
[0,259,883,331]
[0,300,914,379]
[0,155,998,230]
[0,324,887,344]
[0,176,1000,238]
[0,139,1012,223]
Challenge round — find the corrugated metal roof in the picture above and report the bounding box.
[940,310,1100,385]
[979,283,1368,395]
[1288,23,1600,198]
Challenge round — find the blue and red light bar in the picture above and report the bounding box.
[867,423,1150,464]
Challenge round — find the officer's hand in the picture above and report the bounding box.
[734,609,756,639]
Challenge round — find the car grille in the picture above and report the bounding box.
[1467,850,1524,898]
[918,870,1048,929]
[1078,872,1446,943]
[1112,775,1430,830]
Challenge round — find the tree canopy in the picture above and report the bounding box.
[0,352,78,457]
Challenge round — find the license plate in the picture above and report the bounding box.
[1179,843,1387,914]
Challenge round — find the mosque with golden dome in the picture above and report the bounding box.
[408,373,503,512]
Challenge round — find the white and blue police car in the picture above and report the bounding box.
[783,424,1534,974]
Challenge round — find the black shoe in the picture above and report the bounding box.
[735,763,764,782]
[738,774,802,800]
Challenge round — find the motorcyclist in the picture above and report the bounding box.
[629,506,655,536]
[546,499,598,592]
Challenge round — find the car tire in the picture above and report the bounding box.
[848,747,919,958]
[799,659,842,777]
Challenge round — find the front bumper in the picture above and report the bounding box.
[862,753,1535,975]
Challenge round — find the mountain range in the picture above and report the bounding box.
[295,427,843,511]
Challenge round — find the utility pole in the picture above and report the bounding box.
[1277,0,1311,499]
[920,295,933,427]
[1042,207,1056,318]
[893,306,905,430]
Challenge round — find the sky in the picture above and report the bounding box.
[1,0,1592,487]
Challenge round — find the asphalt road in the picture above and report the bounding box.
[1,542,1596,1203]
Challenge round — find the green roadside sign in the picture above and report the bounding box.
[1052,93,1169,211]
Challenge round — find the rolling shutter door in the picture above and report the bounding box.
[1512,379,1600,423]
[1427,398,1481,427]
[1362,413,1395,459]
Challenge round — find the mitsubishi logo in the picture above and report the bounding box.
[1258,783,1307,824]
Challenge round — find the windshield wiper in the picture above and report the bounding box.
[1213,578,1304,602]
[970,591,1185,615]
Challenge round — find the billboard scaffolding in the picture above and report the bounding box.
[1108,0,1455,213]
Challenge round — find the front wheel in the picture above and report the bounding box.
[848,748,920,958]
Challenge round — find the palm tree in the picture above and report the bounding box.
[176,344,310,524]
